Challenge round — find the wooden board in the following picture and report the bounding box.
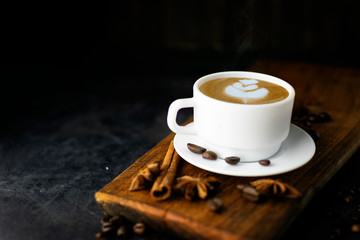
[95,61,360,240]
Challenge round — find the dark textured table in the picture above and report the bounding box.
[1,65,359,240]
[0,67,195,240]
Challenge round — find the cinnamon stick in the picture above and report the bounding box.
[150,140,181,201]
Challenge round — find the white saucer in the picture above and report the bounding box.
[174,124,316,177]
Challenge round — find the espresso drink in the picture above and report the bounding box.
[199,78,289,104]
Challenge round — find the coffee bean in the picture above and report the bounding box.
[258,159,271,166]
[202,151,217,160]
[299,120,311,127]
[307,113,320,123]
[207,198,223,212]
[101,216,111,225]
[318,112,331,122]
[351,224,360,233]
[242,186,260,202]
[95,232,105,239]
[101,224,115,233]
[101,215,124,230]
[101,221,113,229]
[116,225,128,238]
[187,143,206,154]
[133,222,146,235]
[225,156,240,165]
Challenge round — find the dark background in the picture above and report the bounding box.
[1,0,359,125]
[1,0,360,100]
[3,0,360,67]
[0,1,359,240]
[1,0,359,116]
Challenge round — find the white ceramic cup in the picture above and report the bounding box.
[167,71,295,162]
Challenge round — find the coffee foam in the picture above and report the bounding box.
[199,78,289,104]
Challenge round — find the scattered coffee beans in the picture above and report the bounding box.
[258,159,271,166]
[207,198,223,212]
[306,112,332,123]
[97,215,162,240]
[96,215,132,240]
[202,151,217,160]
[133,222,146,235]
[242,186,260,202]
[225,156,240,165]
[291,106,332,143]
[187,143,206,154]
[98,215,123,237]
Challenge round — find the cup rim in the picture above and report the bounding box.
[193,71,295,107]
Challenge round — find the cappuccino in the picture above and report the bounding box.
[199,78,289,104]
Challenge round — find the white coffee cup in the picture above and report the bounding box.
[167,71,295,162]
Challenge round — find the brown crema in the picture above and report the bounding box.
[199,78,289,104]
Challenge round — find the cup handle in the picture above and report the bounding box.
[167,98,197,135]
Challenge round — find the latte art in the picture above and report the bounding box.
[225,79,269,103]
[199,78,289,104]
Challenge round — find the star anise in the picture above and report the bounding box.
[250,179,302,198]
[174,175,219,200]
[129,162,161,191]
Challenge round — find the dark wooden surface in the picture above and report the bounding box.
[95,61,360,240]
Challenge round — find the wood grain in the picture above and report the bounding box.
[95,61,360,240]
